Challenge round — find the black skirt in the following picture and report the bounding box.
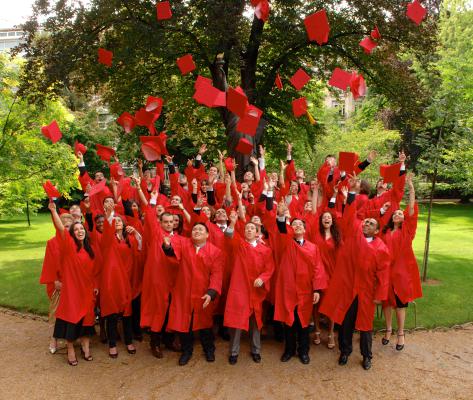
[53,318,96,341]
[395,294,409,309]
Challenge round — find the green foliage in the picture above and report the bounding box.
[0,54,78,216]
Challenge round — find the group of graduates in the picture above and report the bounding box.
[40,143,422,370]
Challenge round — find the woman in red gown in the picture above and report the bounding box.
[381,173,422,350]
[48,202,98,366]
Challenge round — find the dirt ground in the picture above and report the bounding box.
[0,311,472,400]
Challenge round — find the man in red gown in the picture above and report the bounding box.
[320,180,390,370]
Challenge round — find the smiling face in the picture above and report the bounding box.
[291,219,305,238]
[376,179,388,194]
[392,209,405,225]
[209,166,218,176]
[296,169,305,181]
[156,204,165,217]
[69,205,82,220]
[192,223,209,245]
[362,218,379,237]
[173,214,180,229]
[95,216,105,233]
[321,212,333,230]
[201,206,211,219]
[244,222,257,242]
[94,172,105,183]
[72,223,86,242]
[250,215,262,228]
[244,171,254,183]
[304,201,313,212]
[200,180,208,193]
[289,181,299,195]
[114,217,124,232]
[103,197,115,211]
[170,195,182,207]
[215,208,228,224]
[160,213,174,233]
[131,202,139,213]
[240,182,250,194]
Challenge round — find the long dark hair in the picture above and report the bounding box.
[319,213,341,248]
[69,222,95,259]
[115,216,131,247]
[382,213,403,234]
[173,213,184,235]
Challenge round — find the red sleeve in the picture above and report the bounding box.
[208,247,223,295]
[374,244,390,301]
[312,246,328,291]
[285,159,296,182]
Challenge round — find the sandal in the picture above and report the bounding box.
[396,333,405,351]
[313,331,321,345]
[109,347,118,359]
[68,358,78,366]
[127,345,136,355]
[80,348,93,361]
[382,329,392,346]
[327,334,335,349]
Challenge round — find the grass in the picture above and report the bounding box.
[1,205,472,329]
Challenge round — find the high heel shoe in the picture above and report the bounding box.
[68,358,78,366]
[382,329,392,345]
[127,345,136,355]
[80,348,93,361]
[109,347,118,359]
[327,334,335,349]
[313,331,321,345]
[396,333,405,351]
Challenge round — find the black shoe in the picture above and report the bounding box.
[362,357,372,370]
[251,353,261,363]
[338,354,349,366]
[396,333,405,351]
[382,329,392,346]
[280,352,294,362]
[298,353,310,364]
[179,352,192,366]
[228,355,238,365]
[205,352,215,362]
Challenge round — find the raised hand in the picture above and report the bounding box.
[83,196,91,210]
[367,150,377,163]
[286,142,293,154]
[381,202,391,214]
[125,226,136,234]
[198,144,207,155]
[137,159,143,170]
[48,201,57,212]
[165,155,174,164]
[132,175,141,186]
[187,159,193,168]
[250,156,258,166]
[229,210,238,225]
[254,278,264,288]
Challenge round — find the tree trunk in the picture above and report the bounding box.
[26,200,31,227]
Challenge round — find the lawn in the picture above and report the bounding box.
[0,204,472,329]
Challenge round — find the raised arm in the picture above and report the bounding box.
[250,156,260,182]
[406,172,416,216]
[133,176,148,207]
[48,202,65,238]
[217,150,226,183]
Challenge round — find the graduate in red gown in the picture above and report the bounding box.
[224,211,275,365]
[40,212,74,354]
[320,177,390,370]
[48,202,98,366]
[380,173,422,351]
[162,222,223,366]
[100,214,141,358]
[273,202,328,365]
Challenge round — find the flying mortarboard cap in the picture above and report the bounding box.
[140,135,168,161]
[236,105,263,136]
[227,87,249,118]
[338,152,359,173]
[176,54,196,75]
[328,68,352,90]
[406,0,427,26]
[371,26,381,40]
[117,112,136,133]
[87,179,107,197]
[109,162,124,181]
[380,162,402,184]
[96,144,116,162]
[275,73,283,90]
[304,9,330,45]
[98,48,113,67]
[74,140,87,155]
[350,72,367,100]
[290,68,311,91]
[193,76,226,108]
[235,138,254,155]
[145,96,164,114]
[156,1,172,20]
[254,0,270,22]
[42,180,61,199]
[224,157,235,172]
[359,37,378,54]
[292,97,308,118]
[41,120,62,143]
[134,107,160,135]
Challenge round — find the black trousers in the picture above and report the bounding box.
[338,297,372,359]
[131,295,142,337]
[150,300,175,347]
[106,314,133,348]
[284,308,310,356]
[179,328,215,356]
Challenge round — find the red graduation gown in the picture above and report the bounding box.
[99,220,136,317]
[320,200,390,331]
[274,233,328,328]
[224,234,275,331]
[381,204,422,306]
[140,207,182,332]
[167,239,223,332]
[40,237,61,299]
[55,232,97,325]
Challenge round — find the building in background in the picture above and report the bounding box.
[0,28,25,52]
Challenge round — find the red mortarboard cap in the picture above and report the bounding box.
[134,107,160,135]
[98,48,113,67]
[109,162,124,181]
[371,26,381,40]
[193,75,226,108]
[145,96,164,114]
[116,112,136,133]
[74,140,87,156]
[304,9,330,45]
[406,0,427,25]
[41,120,62,144]
[359,37,378,54]
[338,152,359,173]
[224,157,235,172]
[236,105,263,136]
[96,144,116,162]
[88,179,107,197]
[292,97,308,118]
[250,0,260,5]
[275,73,283,90]
[350,73,367,100]
[235,138,254,155]
[176,54,196,75]
[156,1,172,20]
[140,135,168,161]
[254,0,270,22]
[290,68,311,91]
[380,163,402,184]
[42,180,61,199]
[227,87,249,118]
[328,68,352,90]
[59,208,69,215]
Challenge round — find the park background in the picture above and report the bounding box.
[0,0,472,331]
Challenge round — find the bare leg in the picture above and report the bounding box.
[327,319,335,349]
[66,340,77,365]
[312,305,321,345]
[80,336,92,359]
[396,308,406,347]
[382,306,393,344]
